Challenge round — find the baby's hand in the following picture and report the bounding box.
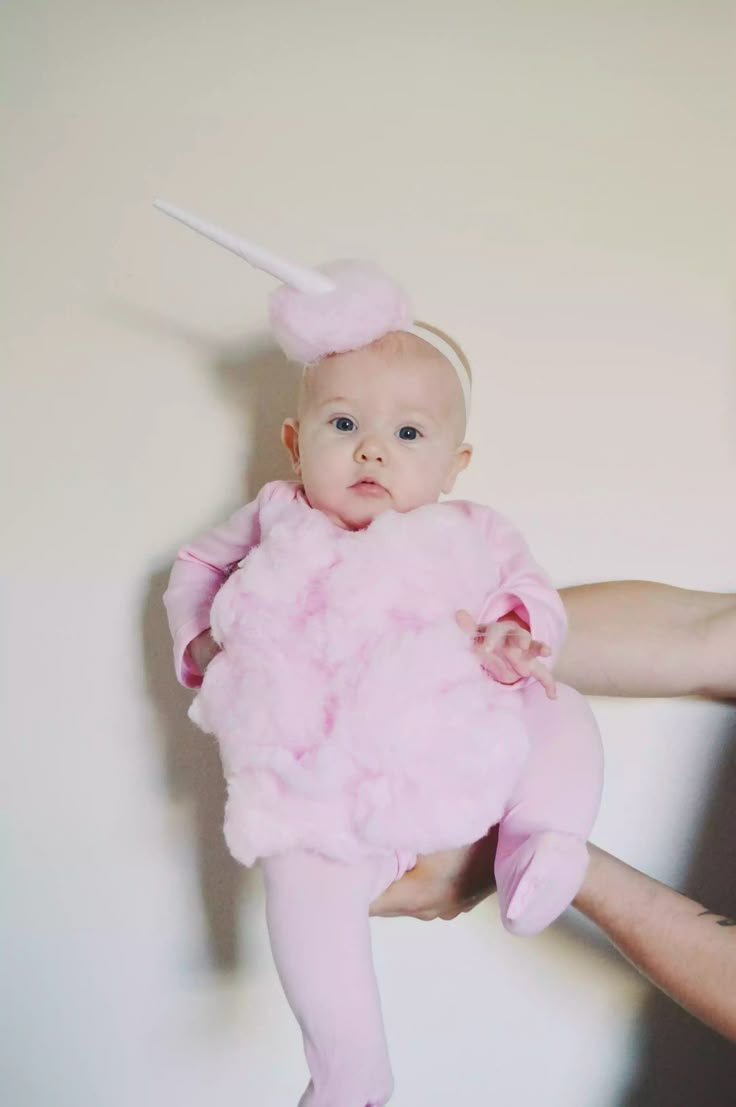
[455,610,557,699]
[187,629,221,676]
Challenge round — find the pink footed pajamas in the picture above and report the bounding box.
[165,480,603,1106]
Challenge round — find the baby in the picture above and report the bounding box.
[159,203,604,1107]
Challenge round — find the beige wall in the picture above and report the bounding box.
[4,2,735,1104]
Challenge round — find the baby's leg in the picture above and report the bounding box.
[262,850,406,1107]
[495,682,604,937]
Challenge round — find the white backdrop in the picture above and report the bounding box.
[3,2,735,1104]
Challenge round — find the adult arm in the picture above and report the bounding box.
[556,581,736,698]
[372,840,736,1043]
[574,845,736,1042]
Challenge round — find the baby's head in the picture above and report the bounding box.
[282,327,473,531]
[152,202,474,529]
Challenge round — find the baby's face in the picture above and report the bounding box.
[282,332,472,531]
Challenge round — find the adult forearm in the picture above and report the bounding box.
[556,581,736,698]
[574,846,736,1042]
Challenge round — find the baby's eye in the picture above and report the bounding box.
[397,425,421,441]
[331,417,356,433]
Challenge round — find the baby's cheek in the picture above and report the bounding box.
[400,468,444,511]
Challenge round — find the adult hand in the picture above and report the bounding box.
[370,827,499,921]
[456,609,556,699]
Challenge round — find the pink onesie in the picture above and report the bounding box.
[164,480,603,1106]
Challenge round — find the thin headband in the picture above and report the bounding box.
[407,324,472,417]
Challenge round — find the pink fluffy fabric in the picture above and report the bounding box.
[187,485,565,866]
[268,259,413,364]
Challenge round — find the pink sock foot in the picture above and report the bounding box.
[496,830,589,937]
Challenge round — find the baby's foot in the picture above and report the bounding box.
[497,830,589,937]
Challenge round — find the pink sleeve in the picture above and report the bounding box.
[474,506,567,663]
[163,486,276,688]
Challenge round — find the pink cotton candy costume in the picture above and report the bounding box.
[158,202,604,1107]
[173,479,563,861]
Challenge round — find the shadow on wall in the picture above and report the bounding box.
[142,331,299,973]
[618,718,736,1106]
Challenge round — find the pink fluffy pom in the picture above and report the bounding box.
[268,259,413,364]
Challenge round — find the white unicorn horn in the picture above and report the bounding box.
[153,199,336,295]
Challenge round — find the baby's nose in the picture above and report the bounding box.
[355,436,385,463]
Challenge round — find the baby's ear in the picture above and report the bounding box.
[281,418,301,474]
[442,442,472,494]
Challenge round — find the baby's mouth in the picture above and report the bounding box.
[350,478,388,496]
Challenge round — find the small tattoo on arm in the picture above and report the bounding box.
[697,910,736,928]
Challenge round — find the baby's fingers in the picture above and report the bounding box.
[455,609,479,638]
[498,645,557,698]
[501,644,534,678]
[529,659,557,699]
[479,652,513,682]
